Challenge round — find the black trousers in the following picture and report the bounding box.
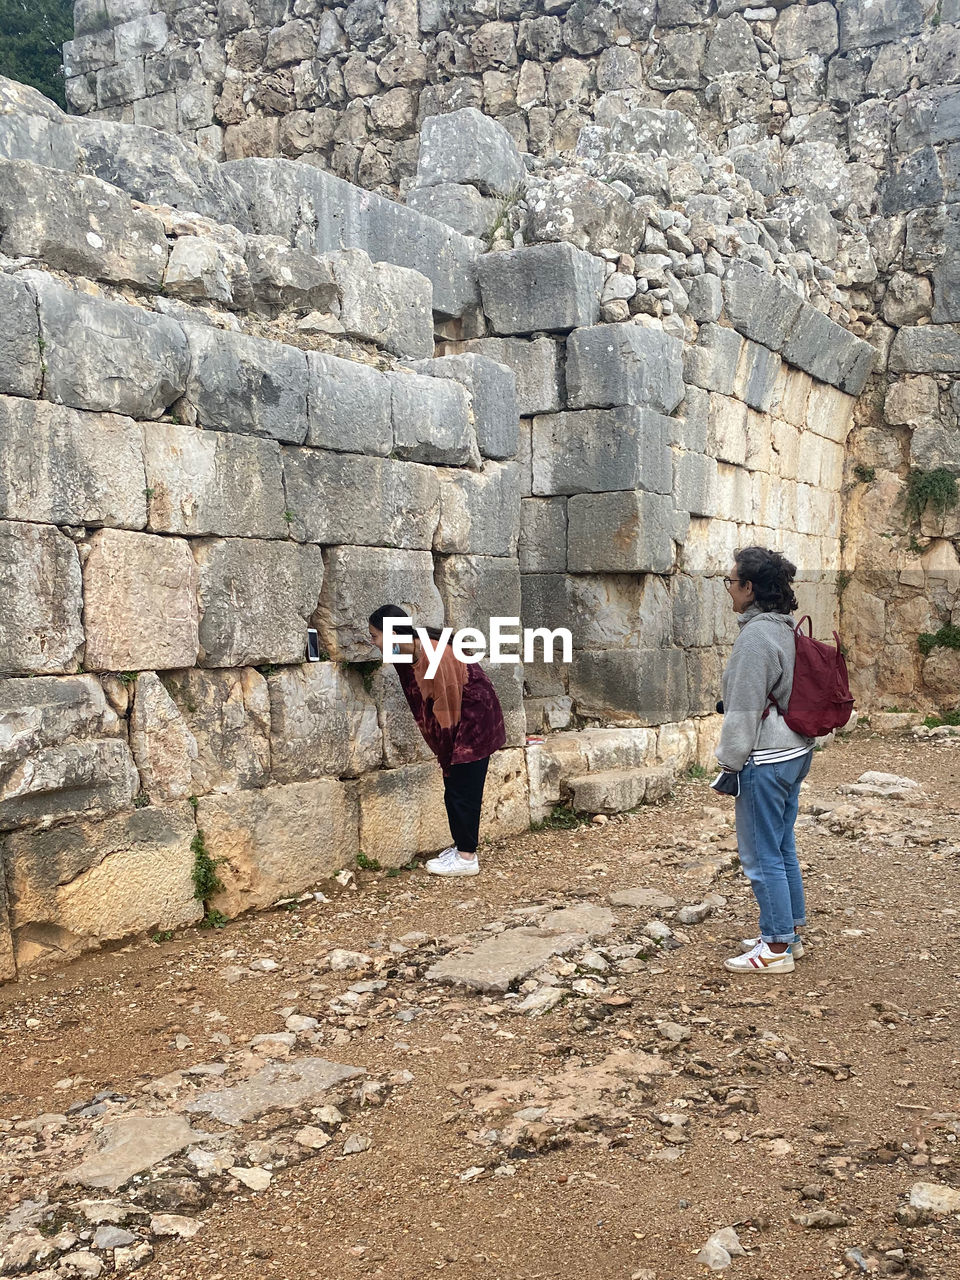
[443,757,490,855]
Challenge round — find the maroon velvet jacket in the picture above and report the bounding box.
[397,659,506,775]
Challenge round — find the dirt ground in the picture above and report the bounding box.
[1,727,959,1280]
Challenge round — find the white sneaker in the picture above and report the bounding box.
[740,935,805,959]
[724,940,795,974]
[425,848,480,877]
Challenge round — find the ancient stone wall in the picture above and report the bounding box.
[62,0,960,708]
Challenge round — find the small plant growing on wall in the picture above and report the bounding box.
[918,623,960,656]
[903,467,959,528]
[191,829,227,928]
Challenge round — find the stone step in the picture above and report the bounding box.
[567,764,675,815]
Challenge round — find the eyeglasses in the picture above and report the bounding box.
[722,576,738,587]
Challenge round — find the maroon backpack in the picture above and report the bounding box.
[764,616,855,738]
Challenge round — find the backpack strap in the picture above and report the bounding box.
[795,615,813,637]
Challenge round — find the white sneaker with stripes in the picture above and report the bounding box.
[425,847,480,877]
[740,935,805,958]
[724,940,795,974]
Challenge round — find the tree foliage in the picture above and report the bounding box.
[0,0,74,109]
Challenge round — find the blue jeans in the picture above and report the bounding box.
[734,752,812,944]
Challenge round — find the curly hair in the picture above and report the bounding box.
[733,546,799,614]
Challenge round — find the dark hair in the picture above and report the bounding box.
[368,605,444,643]
[733,546,799,614]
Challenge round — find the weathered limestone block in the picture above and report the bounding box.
[83,529,199,672]
[566,324,684,414]
[225,157,478,318]
[114,12,169,60]
[609,107,699,157]
[922,647,960,707]
[307,352,393,456]
[570,649,690,725]
[839,0,924,50]
[686,275,723,324]
[406,182,497,238]
[674,449,719,519]
[722,260,804,351]
[183,324,309,444]
[683,323,743,396]
[283,448,440,549]
[533,407,671,496]
[671,574,732,648]
[390,370,478,466]
[0,398,146,529]
[163,235,252,308]
[410,353,518,460]
[774,2,838,58]
[435,462,521,556]
[63,30,116,77]
[0,273,41,398]
[889,325,960,374]
[0,159,168,288]
[245,237,340,311]
[143,424,286,538]
[95,60,146,110]
[161,668,271,793]
[199,780,359,916]
[567,491,676,574]
[354,762,449,867]
[30,273,189,419]
[2,803,201,971]
[268,663,382,783]
[478,242,604,335]
[707,394,748,466]
[371,665,434,768]
[781,303,876,394]
[522,572,673,652]
[316,545,444,662]
[130,672,197,802]
[519,497,567,572]
[805,381,857,444]
[0,520,84,676]
[734,340,782,412]
[526,172,647,255]
[320,249,434,359]
[910,424,960,471]
[193,538,324,668]
[462,336,562,416]
[417,107,524,197]
[0,736,139,831]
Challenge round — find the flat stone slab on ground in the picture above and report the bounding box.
[182,1058,364,1127]
[68,1115,202,1191]
[608,888,678,911]
[426,927,587,993]
[539,904,616,936]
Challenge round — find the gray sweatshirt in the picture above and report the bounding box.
[715,604,815,771]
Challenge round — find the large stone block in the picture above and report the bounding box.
[161,667,271,793]
[570,648,690,725]
[910,424,960,471]
[519,496,567,573]
[721,260,804,351]
[0,272,41,398]
[567,491,676,574]
[673,449,719,518]
[245,236,340,312]
[83,528,199,671]
[268,663,382,783]
[316,545,444,661]
[183,325,309,444]
[320,249,434,359]
[407,182,497,239]
[522,571,673,652]
[2,803,201,971]
[0,397,146,529]
[283,448,440,550]
[390,370,478,466]
[354,763,449,867]
[481,747,529,840]
[609,107,699,157]
[707,394,748,466]
[435,553,522,632]
[224,157,478,318]
[436,462,522,556]
[565,324,684,414]
[417,107,524,197]
[532,407,671,496]
[307,352,393,456]
[371,666,434,768]
[0,79,79,173]
[683,323,743,396]
[194,538,325,667]
[889,325,960,374]
[0,736,139,831]
[129,672,197,803]
[0,159,168,288]
[734,339,782,411]
[0,520,84,676]
[30,273,189,419]
[411,353,518,460]
[461,336,562,416]
[526,172,648,256]
[198,780,359,916]
[838,0,924,50]
[478,242,605,335]
[143,424,287,538]
[781,303,877,394]
[73,119,251,230]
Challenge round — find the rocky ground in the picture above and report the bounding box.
[1,726,959,1280]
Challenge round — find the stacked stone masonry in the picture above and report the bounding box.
[0,0,957,974]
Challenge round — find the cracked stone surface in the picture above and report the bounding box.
[181,1058,365,1127]
[425,928,588,993]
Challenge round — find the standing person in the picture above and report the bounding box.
[368,605,506,878]
[715,547,816,975]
